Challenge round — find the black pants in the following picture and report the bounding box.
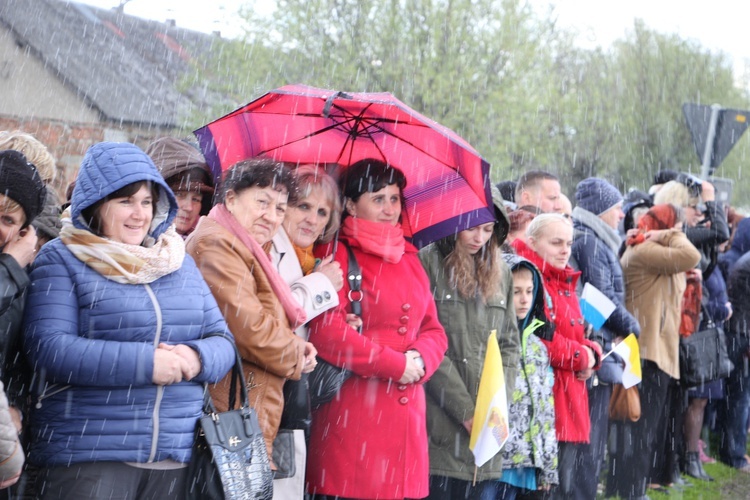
[577,382,612,499]
[548,441,590,499]
[606,361,678,499]
[36,462,187,500]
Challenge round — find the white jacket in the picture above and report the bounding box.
[0,381,22,483]
[271,228,339,339]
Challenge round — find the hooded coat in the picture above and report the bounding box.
[720,217,750,279]
[500,254,558,487]
[512,239,601,443]
[23,142,235,466]
[419,190,520,482]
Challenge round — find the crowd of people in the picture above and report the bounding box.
[0,129,748,500]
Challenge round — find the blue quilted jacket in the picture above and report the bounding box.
[23,142,234,466]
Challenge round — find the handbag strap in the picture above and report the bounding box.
[200,333,248,412]
[700,303,716,330]
[344,243,363,330]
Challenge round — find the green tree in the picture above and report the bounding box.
[189,6,750,205]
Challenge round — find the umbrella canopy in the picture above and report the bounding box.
[194,84,495,248]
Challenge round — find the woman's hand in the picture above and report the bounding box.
[701,180,715,202]
[0,472,20,489]
[398,350,425,384]
[159,343,202,380]
[7,407,21,434]
[302,342,318,374]
[583,346,596,369]
[152,348,186,385]
[576,368,594,381]
[345,313,362,330]
[462,418,473,434]
[2,227,38,268]
[316,255,344,291]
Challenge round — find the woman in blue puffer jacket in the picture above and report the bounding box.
[23,142,235,499]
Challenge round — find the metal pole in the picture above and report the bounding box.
[700,104,722,179]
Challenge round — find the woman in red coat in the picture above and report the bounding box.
[306,159,448,499]
[512,213,602,499]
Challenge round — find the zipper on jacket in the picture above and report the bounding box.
[34,383,72,409]
[144,283,163,463]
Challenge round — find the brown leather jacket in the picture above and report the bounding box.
[186,217,306,458]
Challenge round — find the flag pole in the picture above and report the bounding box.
[473,465,478,486]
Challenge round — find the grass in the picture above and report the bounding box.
[647,462,750,499]
[597,461,750,499]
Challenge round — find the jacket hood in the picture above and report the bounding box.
[730,218,750,256]
[70,142,177,239]
[491,184,510,245]
[502,252,555,341]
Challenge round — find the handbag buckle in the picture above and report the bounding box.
[211,412,220,423]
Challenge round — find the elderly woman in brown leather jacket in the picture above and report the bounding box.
[186,159,317,462]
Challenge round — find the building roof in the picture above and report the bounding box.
[0,0,226,127]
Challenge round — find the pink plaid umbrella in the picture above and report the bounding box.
[194,84,495,248]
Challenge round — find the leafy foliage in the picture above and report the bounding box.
[186,1,750,206]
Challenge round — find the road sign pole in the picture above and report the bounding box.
[700,104,721,179]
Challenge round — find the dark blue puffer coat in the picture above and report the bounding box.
[23,142,234,466]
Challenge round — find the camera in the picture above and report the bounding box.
[676,172,703,198]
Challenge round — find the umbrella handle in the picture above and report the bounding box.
[322,91,352,118]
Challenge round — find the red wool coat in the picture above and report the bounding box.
[306,234,447,499]
[513,239,601,443]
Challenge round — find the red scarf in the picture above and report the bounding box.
[207,204,307,328]
[341,217,406,263]
[626,204,678,246]
[680,274,702,337]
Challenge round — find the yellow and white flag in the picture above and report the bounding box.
[611,333,642,389]
[469,330,509,467]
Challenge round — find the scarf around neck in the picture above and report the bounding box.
[208,204,307,328]
[60,213,184,284]
[293,243,317,276]
[572,206,622,253]
[341,217,406,263]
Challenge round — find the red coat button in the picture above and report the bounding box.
[400,315,409,324]
[402,303,411,311]
[398,385,407,391]
[397,327,407,335]
[399,396,408,405]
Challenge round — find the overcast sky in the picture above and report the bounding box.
[72,0,750,80]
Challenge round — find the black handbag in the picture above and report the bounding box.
[186,335,274,500]
[308,243,361,408]
[679,313,734,387]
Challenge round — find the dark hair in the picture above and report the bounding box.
[219,158,298,205]
[82,181,159,236]
[340,159,406,216]
[496,181,517,204]
[515,170,559,201]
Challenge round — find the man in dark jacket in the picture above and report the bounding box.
[570,177,641,499]
[720,250,750,472]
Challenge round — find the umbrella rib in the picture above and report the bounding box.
[359,119,460,171]
[253,115,362,157]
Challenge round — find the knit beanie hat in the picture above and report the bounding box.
[575,178,623,216]
[0,149,46,226]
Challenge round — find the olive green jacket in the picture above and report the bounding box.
[419,244,520,481]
